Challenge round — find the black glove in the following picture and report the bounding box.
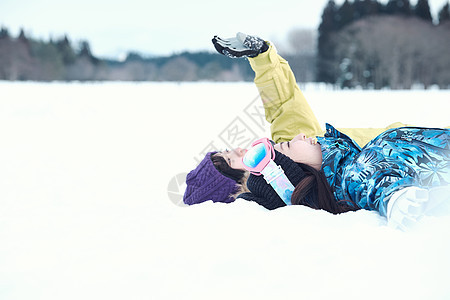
[212,32,269,58]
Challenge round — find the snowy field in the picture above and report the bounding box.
[1,81,450,300]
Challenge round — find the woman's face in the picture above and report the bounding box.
[220,147,247,171]
[222,133,323,171]
[273,133,323,170]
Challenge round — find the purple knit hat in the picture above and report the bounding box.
[183,152,239,205]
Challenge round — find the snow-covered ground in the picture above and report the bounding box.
[1,81,449,300]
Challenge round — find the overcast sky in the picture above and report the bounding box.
[0,0,447,58]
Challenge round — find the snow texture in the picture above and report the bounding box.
[0,81,449,300]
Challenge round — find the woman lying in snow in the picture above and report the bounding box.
[183,33,450,230]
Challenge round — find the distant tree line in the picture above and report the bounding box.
[318,0,450,88]
[0,28,98,81]
[0,27,256,82]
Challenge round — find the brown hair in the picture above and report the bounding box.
[211,152,250,197]
[291,163,358,214]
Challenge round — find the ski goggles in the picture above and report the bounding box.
[242,138,275,175]
[242,138,294,205]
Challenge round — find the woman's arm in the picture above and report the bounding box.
[248,44,323,143]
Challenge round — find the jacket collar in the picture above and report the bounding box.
[319,123,362,151]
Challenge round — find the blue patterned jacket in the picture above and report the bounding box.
[316,124,450,217]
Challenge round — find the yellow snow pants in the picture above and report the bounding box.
[248,44,409,147]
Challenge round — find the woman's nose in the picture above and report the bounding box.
[293,133,306,141]
[235,147,246,156]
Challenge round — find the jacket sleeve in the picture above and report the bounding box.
[248,44,323,143]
